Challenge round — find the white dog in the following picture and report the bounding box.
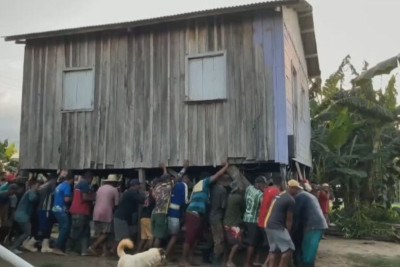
[117,239,165,267]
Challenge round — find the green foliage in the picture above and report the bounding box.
[0,139,18,172]
[331,205,400,239]
[311,55,400,210]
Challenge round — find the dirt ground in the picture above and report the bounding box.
[1,237,400,267]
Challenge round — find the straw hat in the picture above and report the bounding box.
[103,174,120,183]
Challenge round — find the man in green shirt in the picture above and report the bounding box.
[243,176,268,267]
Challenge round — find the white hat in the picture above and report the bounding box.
[103,174,120,183]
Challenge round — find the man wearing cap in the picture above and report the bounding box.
[264,180,296,267]
[290,181,327,267]
[88,174,120,256]
[69,171,95,255]
[113,178,145,248]
[243,176,268,267]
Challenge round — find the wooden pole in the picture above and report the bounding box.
[0,245,34,267]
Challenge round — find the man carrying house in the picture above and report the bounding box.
[69,171,95,255]
[264,180,296,267]
[165,160,190,257]
[88,174,120,256]
[208,174,231,266]
[179,161,229,267]
[291,181,328,267]
[52,172,74,255]
[113,178,145,249]
[243,176,268,267]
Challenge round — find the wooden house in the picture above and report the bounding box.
[5,0,319,176]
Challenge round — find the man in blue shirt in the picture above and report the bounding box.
[165,160,189,258]
[52,171,74,255]
[180,161,229,267]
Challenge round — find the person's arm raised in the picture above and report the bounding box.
[210,161,229,183]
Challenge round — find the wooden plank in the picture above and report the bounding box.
[253,14,268,161]
[52,40,64,169]
[168,28,179,166]
[106,35,118,167]
[125,33,135,168]
[148,31,155,167]
[86,37,96,168]
[19,45,33,169]
[34,45,45,168]
[77,37,87,168]
[242,16,256,160]
[114,34,128,168]
[43,43,57,168]
[99,35,111,168]
[93,36,103,168]
[140,32,153,167]
[178,27,186,165]
[159,28,169,164]
[226,20,239,158]
[215,16,228,164]
[197,18,207,165]
[133,32,145,166]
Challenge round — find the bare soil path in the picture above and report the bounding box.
[1,237,400,267]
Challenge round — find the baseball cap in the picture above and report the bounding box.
[288,179,303,189]
[322,183,329,187]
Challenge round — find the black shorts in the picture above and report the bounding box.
[244,222,264,247]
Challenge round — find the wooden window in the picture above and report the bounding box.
[62,68,94,112]
[185,51,227,101]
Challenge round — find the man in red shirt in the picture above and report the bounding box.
[318,183,330,225]
[69,172,95,255]
[258,180,281,229]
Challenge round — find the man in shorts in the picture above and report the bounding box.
[224,185,245,267]
[291,182,327,267]
[88,174,119,256]
[151,163,174,248]
[243,176,268,267]
[165,160,189,257]
[113,179,144,247]
[264,180,296,267]
[179,161,229,267]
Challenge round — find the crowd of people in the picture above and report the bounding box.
[0,162,333,267]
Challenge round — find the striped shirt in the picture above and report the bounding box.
[243,185,263,223]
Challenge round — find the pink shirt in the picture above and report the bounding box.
[93,184,119,223]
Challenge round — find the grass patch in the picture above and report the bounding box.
[347,254,400,267]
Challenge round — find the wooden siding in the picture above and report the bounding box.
[19,11,285,170]
[282,7,312,166]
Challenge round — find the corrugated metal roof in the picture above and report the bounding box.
[4,0,297,42]
[4,0,319,77]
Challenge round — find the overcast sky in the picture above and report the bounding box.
[0,0,399,146]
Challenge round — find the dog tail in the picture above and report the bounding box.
[117,238,134,258]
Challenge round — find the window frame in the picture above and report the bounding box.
[61,67,95,113]
[185,50,227,102]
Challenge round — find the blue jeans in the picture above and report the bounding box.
[53,211,71,251]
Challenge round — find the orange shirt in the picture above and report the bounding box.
[258,186,280,228]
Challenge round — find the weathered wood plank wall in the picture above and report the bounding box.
[282,7,311,166]
[19,10,286,170]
